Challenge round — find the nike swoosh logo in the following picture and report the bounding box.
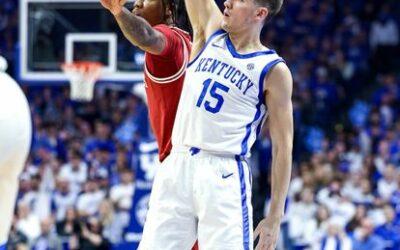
[211,43,224,49]
[222,173,234,179]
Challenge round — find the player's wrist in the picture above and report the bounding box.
[111,6,123,16]
[266,211,284,221]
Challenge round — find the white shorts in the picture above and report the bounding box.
[139,147,253,250]
[0,73,31,177]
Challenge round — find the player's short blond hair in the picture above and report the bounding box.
[255,0,283,19]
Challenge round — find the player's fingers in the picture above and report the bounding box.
[256,232,268,250]
[101,0,112,8]
[265,237,276,250]
[253,223,262,240]
[267,243,276,250]
[256,241,266,250]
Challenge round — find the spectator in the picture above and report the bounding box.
[15,202,41,244]
[99,200,129,245]
[18,173,51,220]
[313,220,352,250]
[77,217,110,250]
[374,205,400,250]
[358,178,375,205]
[84,120,115,157]
[346,205,367,234]
[313,205,331,241]
[51,177,77,222]
[287,188,318,248]
[75,179,105,217]
[31,217,62,250]
[391,177,400,217]
[370,4,399,73]
[317,179,356,226]
[56,208,80,250]
[58,150,88,195]
[352,218,385,250]
[7,218,29,250]
[109,168,135,211]
[109,147,131,186]
[377,164,398,201]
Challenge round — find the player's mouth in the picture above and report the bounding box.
[133,9,142,16]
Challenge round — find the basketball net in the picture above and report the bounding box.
[62,61,103,102]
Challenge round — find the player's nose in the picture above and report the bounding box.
[134,0,143,9]
[223,0,232,9]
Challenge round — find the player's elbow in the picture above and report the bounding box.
[137,32,165,55]
[272,134,293,157]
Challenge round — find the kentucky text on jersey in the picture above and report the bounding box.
[194,57,255,95]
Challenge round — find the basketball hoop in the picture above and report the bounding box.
[61,61,103,102]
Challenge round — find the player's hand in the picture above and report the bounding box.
[254,216,282,250]
[100,0,127,16]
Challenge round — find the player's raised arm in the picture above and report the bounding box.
[184,0,222,58]
[101,0,165,55]
[254,63,293,250]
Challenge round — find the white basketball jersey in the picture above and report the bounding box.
[172,30,285,157]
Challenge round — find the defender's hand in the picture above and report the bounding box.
[100,0,127,16]
[254,216,281,250]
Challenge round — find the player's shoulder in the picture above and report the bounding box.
[153,24,175,39]
[269,62,290,76]
[153,24,170,30]
[264,62,292,91]
[171,26,191,39]
[154,24,191,40]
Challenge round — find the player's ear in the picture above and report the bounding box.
[165,6,173,19]
[255,7,269,22]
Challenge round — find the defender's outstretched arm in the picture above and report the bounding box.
[101,0,165,55]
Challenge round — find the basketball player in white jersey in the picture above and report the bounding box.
[139,0,293,249]
[0,56,32,250]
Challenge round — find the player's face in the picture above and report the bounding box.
[222,0,266,33]
[132,0,167,26]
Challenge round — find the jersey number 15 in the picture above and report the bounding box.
[196,78,230,114]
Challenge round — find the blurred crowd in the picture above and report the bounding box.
[1,0,400,249]
[9,87,146,250]
[256,0,400,249]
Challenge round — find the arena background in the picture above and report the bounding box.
[1,0,400,249]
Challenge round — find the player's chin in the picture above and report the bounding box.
[221,21,231,32]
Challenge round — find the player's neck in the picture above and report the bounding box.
[165,17,174,26]
[228,30,263,53]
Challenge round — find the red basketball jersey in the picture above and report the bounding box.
[144,24,191,162]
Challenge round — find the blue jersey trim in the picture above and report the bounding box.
[189,147,200,156]
[0,243,6,250]
[240,58,285,156]
[241,109,261,156]
[235,156,250,250]
[187,29,226,68]
[258,58,286,101]
[255,113,267,137]
[226,36,276,59]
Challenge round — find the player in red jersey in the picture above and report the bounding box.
[101,0,199,249]
[101,0,191,162]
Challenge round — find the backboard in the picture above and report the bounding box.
[20,0,144,84]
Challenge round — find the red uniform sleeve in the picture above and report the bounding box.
[145,24,190,79]
[153,24,183,58]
